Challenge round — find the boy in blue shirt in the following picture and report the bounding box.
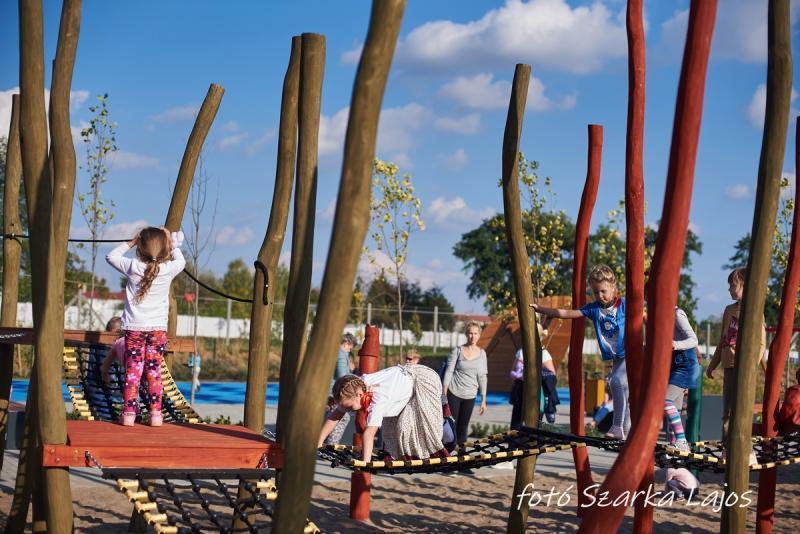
[532,265,629,439]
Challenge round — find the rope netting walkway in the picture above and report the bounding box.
[63,341,201,424]
[317,426,800,475]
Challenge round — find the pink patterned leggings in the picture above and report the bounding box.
[122,330,167,414]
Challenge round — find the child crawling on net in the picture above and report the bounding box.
[318,364,449,462]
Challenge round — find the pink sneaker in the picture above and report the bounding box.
[149,410,163,427]
[120,412,136,426]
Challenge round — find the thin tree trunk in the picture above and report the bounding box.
[500,63,540,534]
[624,1,651,531]
[277,33,324,442]
[273,2,405,530]
[396,272,403,358]
[1,94,23,471]
[724,1,792,532]
[244,36,300,436]
[578,1,717,531]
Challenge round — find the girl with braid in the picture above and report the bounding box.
[319,365,449,461]
[106,227,185,426]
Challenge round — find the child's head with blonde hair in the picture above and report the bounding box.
[587,264,618,307]
[332,374,368,411]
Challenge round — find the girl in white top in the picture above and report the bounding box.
[319,365,447,461]
[106,227,185,426]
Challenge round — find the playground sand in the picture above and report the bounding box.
[3,466,797,532]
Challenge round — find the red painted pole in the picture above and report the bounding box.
[578,1,717,531]
[756,117,800,534]
[568,124,602,512]
[624,1,651,531]
[350,324,380,520]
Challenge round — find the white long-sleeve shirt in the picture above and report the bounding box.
[106,243,186,331]
[673,308,698,351]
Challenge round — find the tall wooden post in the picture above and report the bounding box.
[568,125,602,512]
[243,37,300,435]
[578,1,717,531]
[349,324,380,520]
[164,83,224,365]
[756,118,800,534]
[276,33,325,442]
[500,64,542,534]
[724,1,792,532]
[272,2,406,531]
[0,95,23,470]
[624,1,651,531]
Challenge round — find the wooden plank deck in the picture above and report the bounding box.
[42,420,282,469]
[0,326,194,352]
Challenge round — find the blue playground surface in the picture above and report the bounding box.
[10,379,570,406]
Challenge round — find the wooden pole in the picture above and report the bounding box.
[276,33,325,443]
[15,0,84,530]
[272,2,405,531]
[725,1,792,532]
[349,324,380,520]
[164,83,224,357]
[578,1,717,531]
[624,1,651,531]
[756,117,800,534]
[568,125,602,512]
[0,94,23,470]
[499,63,541,534]
[243,36,300,435]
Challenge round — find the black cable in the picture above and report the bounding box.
[181,268,253,304]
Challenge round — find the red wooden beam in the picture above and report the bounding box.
[756,117,800,534]
[578,1,717,531]
[569,124,602,512]
[350,324,380,520]
[42,421,282,469]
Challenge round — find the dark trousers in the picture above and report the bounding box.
[447,391,476,446]
[542,373,559,422]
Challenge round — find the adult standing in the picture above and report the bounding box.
[442,321,488,449]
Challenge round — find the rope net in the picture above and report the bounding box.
[63,341,201,424]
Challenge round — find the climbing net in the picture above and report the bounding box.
[318,425,800,475]
[63,341,201,424]
[102,467,318,534]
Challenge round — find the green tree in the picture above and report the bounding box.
[366,158,424,357]
[222,259,255,319]
[78,94,118,328]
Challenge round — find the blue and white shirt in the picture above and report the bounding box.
[580,297,626,361]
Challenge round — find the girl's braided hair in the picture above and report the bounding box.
[134,227,171,304]
[332,374,367,403]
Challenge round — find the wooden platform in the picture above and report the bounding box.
[0,326,195,352]
[42,421,282,469]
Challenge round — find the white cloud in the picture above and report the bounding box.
[319,198,336,223]
[71,219,149,244]
[220,120,239,132]
[149,105,198,123]
[216,132,248,150]
[438,73,575,111]
[660,1,800,63]
[746,83,799,129]
[215,225,255,246]
[318,107,350,156]
[386,152,414,170]
[107,150,160,169]
[358,250,467,290]
[425,196,495,230]
[433,113,480,134]
[688,221,701,236]
[724,184,752,200]
[245,129,276,156]
[344,0,628,75]
[1,86,90,137]
[443,148,469,171]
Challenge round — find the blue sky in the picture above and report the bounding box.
[1,0,799,321]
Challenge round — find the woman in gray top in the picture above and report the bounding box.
[442,321,488,448]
